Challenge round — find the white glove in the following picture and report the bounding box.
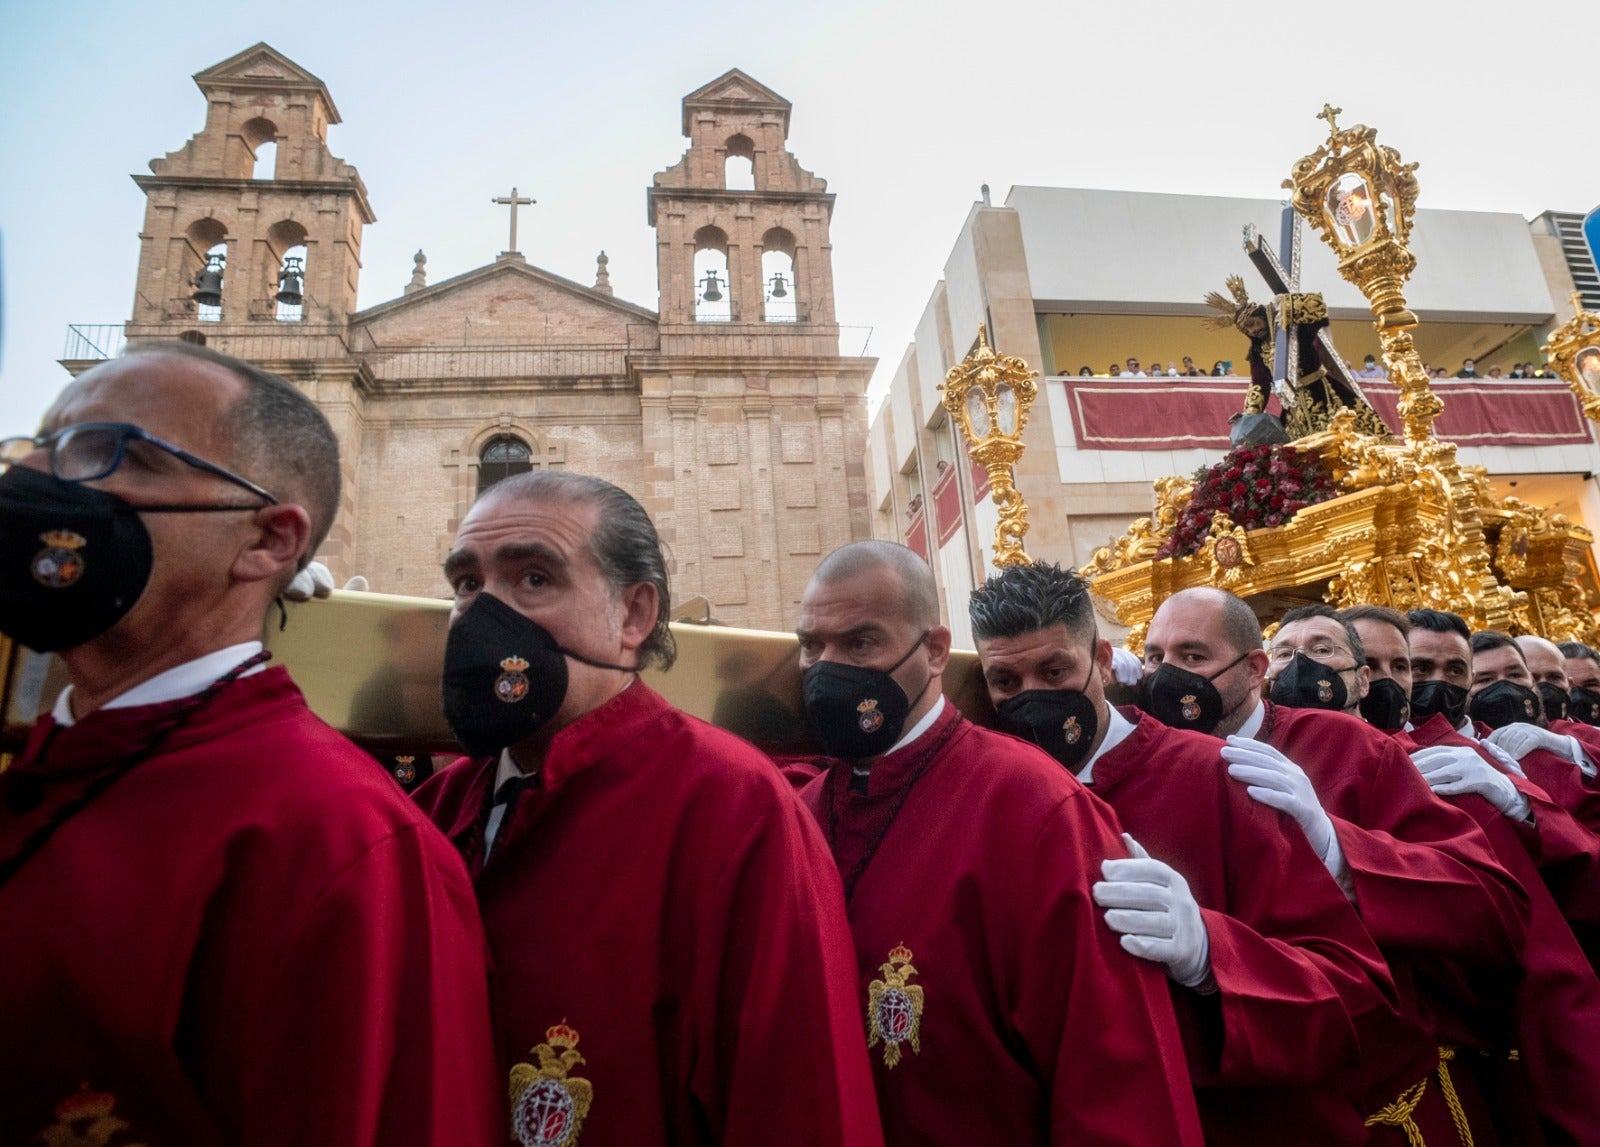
[1411,745,1531,821]
[1110,647,1143,687]
[1093,834,1214,991]
[1487,722,1576,764]
[1222,735,1342,874]
[1477,737,1526,779]
[283,560,335,602]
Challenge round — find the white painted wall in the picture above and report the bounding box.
[1009,187,1555,323]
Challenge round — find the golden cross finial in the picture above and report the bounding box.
[1316,104,1343,133]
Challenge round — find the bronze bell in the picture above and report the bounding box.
[768,272,789,299]
[191,254,225,307]
[700,270,724,304]
[276,255,305,307]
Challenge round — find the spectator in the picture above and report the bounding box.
[1432,367,1448,379]
[1125,357,1146,377]
[1486,365,1503,379]
[1211,361,1228,376]
[1508,363,1526,379]
[1356,354,1385,379]
[1078,365,1094,376]
[1458,358,1479,379]
[1180,356,1203,377]
[1109,363,1122,378]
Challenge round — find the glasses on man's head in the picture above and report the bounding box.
[0,422,277,505]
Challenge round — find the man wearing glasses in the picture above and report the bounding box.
[0,343,501,1145]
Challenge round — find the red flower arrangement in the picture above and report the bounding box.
[1155,444,1338,560]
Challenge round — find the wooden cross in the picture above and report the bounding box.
[491,186,535,255]
[1243,206,1371,410]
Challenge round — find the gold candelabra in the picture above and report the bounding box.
[939,324,1039,568]
[1284,104,1440,444]
[1544,291,1600,424]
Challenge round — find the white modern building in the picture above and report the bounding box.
[868,186,1600,645]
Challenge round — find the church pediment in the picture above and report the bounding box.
[350,256,657,346]
[194,43,341,120]
[681,69,790,134]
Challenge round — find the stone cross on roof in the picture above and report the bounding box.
[491,186,535,257]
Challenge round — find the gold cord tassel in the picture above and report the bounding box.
[1435,1046,1476,1147]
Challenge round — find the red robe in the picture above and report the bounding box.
[0,666,502,1147]
[798,702,1206,1147]
[1421,718,1600,939]
[1089,710,1400,1145]
[414,681,883,1147]
[1396,717,1600,1145]
[1499,720,1600,835]
[1551,718,1600,797]
[1254,702,1532,1146]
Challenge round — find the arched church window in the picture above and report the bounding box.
[724,134,755,191]
[275,244,307,322]
[761,228,797,323]
[478,436,533,495]
[694,226,732,323]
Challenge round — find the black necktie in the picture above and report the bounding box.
[488,773,537,859]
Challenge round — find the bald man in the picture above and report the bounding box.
[794,541,1204,1146]
[0,344,501,1145]
[1561,641,1600,725]
[1142,588,1530,1146]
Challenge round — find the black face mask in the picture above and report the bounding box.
[1268,650,1353,712]
[1536,681,1570,724]
[1410,679,1471,729]
[1140,650,1251,736]
[0,465,261,654]
[1359,677,1410,731]
[996,661,1101,772]
[441,592,635,758]
[1569,686,1600,726]
[802,632,929,760]
[1469,679,1543,731]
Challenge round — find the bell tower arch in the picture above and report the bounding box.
[648,69,836,332]
[128,42,374,331]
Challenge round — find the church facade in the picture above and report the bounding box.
[75,43,874,631]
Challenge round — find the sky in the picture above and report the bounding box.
[2,0,1596,433]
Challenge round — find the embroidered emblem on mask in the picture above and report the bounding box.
[496,656,531,704]
[31,529,87,589]
[857,698,884,734]
[867,943,925,1068]
[1180,694,1201,722]
[33,1085,137,1147]
[1316,679,1334,703]
[510,1022,594,1147]
[394,755,417,785]
[1062,715,1082,744]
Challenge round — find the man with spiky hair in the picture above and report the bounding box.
[970,562,1399,1147]
[793,541,1204,1147]
[1339,605,1600,1144]
[1141,587,1530,1146]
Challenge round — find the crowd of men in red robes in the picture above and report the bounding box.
[7,343,1600,1146]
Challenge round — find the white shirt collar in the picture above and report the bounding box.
[1078,703,1134,784]
[886,694,946,756]
[1237,700,1266,740]
[51,641,266,729]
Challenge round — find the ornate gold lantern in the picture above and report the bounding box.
[1285,105,1441,443]
[1544,291,1600,423]
[939,324,1039,568]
